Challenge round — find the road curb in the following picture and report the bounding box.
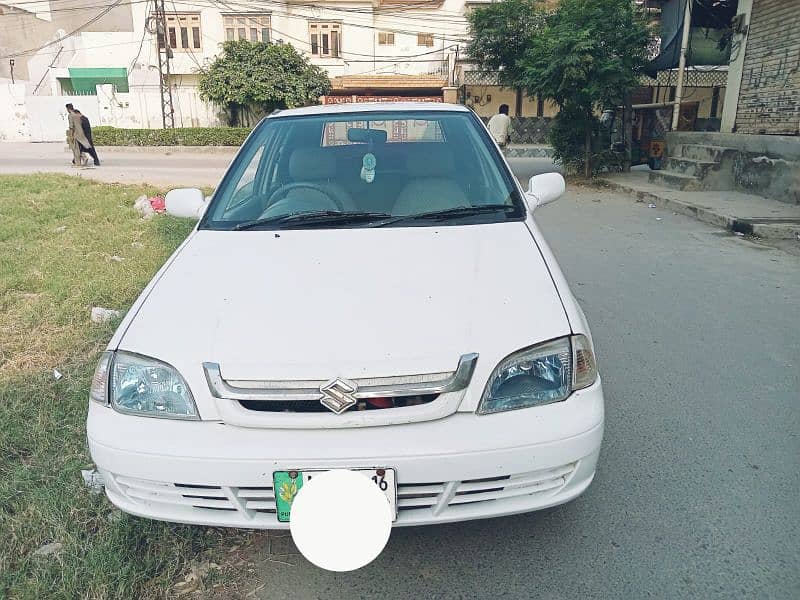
[600,178,800,240]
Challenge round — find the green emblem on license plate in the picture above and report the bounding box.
[273,471,303,522]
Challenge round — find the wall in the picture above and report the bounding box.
[0,82,223,142]
[733,0,800,135]
[0,84,29,141]
[720,0,752,132]
[0,0,134,81]
[651,85,726,120]
[464,86,557,118]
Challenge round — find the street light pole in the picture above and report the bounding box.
[671,0,693,131]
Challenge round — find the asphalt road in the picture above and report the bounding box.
[0,143,559,190]
[246,187,799,598]
[0,143,235,188]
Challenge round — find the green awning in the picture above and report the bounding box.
[66,67,129,93]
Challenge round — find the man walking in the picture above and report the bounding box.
[487,104,512,148]
[76,109,100,166]
[65,104,100,167]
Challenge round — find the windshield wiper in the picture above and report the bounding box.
[369,204,517,227]
[234,211,392,231]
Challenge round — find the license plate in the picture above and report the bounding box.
[273,468,397,523]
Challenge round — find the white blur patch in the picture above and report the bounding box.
[289,469,392,571]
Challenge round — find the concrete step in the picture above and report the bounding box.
[648,170,706,191]
[665,157,718,179]
[601,171,800,240]
[680,143,734,162]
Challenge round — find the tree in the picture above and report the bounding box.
[199,40,331,126]
[468,0,650,176]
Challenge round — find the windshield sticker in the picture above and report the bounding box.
[361,152,377,183]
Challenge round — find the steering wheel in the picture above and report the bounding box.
[264,182,344,213]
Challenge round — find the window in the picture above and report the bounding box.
[203,111,524,228]
[378,31,395,46]
[309,22,341,58]
[224,14,271,43]
[158,13,202,52]
[417,33,434,47]
[322,119,444,146]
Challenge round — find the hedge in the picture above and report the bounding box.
[92,126,252,146]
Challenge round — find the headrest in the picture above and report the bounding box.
[289,148,337,180]
[405,148,455,177]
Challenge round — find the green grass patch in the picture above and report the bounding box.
[93,126,252,147]
[0,174,222,599]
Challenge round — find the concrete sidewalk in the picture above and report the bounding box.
[601,170,800,240]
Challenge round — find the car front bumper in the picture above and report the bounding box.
[87,379,604,528]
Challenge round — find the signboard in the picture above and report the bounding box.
[321,95,443,104]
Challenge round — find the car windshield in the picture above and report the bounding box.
[201,109,525,230]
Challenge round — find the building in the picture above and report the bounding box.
[0,0,475,139]
[720,0,800,136]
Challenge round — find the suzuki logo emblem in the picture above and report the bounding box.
[319,378,358,414]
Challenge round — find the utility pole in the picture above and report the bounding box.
[153,0,175,128]
[671,0,693,131]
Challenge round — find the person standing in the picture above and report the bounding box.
[487,104,512,148]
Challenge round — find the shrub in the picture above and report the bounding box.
[92,126,252,146]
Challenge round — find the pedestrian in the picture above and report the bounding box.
[76,109,100,166]
[487,104,512,148]
[65,103,80,166]
[65,104,100,167]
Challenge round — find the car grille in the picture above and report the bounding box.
[109,463,575,522]
[239,393,439,413]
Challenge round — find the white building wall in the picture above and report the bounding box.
[4,0,473,141]
[21,0,470,90]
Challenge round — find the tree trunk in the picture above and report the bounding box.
[584,115,592,179]
[622,92,633,173]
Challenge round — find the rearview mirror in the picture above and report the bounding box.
[525,173,565,212]
[165,188,207,219]
[347,128,388,144]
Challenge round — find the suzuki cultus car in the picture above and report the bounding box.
[87,103,604,527]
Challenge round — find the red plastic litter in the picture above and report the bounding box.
[149,196,166,213]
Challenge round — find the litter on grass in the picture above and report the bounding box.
[91,306,121,324]
[81,468,105,493]
[53,368,63,380]
[134,195,166,218]
[33,542,63,557]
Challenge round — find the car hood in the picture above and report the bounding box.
[119,223,569,389]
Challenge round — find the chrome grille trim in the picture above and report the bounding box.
[203,353,478,402]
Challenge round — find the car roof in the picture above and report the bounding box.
[269,102,470,118]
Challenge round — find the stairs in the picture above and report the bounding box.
[649,143,736,191]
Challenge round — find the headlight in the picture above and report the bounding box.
[478,335,597,415]
[106,352,199,420]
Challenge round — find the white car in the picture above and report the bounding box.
[87,103,604,528]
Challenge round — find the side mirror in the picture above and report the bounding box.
[525,173,566,212]
[165,188,207,219]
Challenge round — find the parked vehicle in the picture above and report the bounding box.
[87,103,604,528]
